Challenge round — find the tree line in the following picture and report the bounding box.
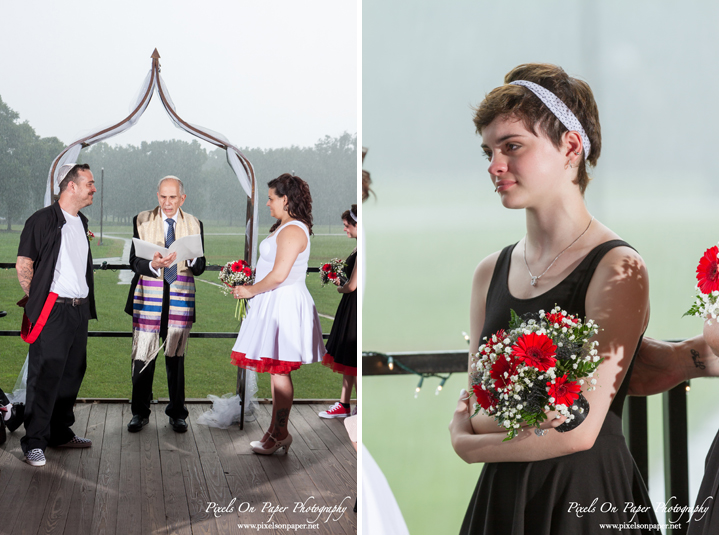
[0,94,357,230]
[0,96,65,231]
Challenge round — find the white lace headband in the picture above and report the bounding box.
[349,208,357,222]
[509,80,591,159]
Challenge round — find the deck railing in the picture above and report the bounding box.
[363,350,691,534]
[0,262,329,430]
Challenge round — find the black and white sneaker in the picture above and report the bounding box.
[57,436,92,448]
[25,448,46,467]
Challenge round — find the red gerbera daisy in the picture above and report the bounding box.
[512,332,557,372]
[547,374,581,406]
[322,264,332,272]
[231,260,247,273]
[490,355,517,390]
[697,246,719,294]
[472,384,496,411]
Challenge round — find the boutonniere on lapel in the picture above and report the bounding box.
[87,230,95,242]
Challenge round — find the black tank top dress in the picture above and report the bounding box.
[460,240,660,535]
[687,430,719,534]
[323,251,357,372]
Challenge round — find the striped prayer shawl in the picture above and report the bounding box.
[131,207,201,365]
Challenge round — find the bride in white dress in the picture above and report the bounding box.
[231,173,325,455]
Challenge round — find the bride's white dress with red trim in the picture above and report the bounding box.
[232,220,325,374]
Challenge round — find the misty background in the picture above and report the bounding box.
[0,0,357,234]
[363,1,719,534]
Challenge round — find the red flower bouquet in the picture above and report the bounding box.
[470,306,601,441]
[219,259,255,321]
[320,258,347,287]
[686,245,719,321]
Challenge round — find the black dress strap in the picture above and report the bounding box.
[482,240,636,340]
[565,239,636,311]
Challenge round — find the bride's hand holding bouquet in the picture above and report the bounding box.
[219,259,255,322]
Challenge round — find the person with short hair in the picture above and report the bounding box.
[124,176,206,434]
[319,204,358,419]
[16,163,97,467]
[449,63,659,532]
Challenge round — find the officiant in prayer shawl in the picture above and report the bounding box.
[124,176,206,433]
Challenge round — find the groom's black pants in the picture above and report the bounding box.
[22,301,89,453]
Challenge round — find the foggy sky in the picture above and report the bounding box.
[363,0,719,188]
[0,0,357,150]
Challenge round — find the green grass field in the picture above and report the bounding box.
[363,178,719,534]
[0,224,356,401]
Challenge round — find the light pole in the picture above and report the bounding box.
[99,167,104,245]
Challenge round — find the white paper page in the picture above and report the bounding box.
[132,238,168,261]
[168,234,203,265]
[132,234,203,266]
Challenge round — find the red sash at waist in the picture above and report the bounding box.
[20,292,58,344]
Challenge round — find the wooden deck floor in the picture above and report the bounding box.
[0,402,357,535]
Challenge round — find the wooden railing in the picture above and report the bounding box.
[0,262,329,430]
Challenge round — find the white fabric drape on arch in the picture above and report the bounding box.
[26,64,259,409]
[43,67,258,266]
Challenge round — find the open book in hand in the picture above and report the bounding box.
[132,235,204,267]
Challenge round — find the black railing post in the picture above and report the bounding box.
[624,396,649,485]
[663,382,689,534]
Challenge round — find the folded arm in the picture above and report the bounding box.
[451,246,650,463]
[628,335,718,396]
[338,262,357,293]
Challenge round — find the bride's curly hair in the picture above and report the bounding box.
[268,173,314,235]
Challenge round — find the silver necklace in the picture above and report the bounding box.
[523,216,594,287]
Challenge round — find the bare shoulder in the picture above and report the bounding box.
[472,250,502,289]
[586,244,649,327]
[276,223,308,247]
[592,244,647,286]
[278,224,306,238]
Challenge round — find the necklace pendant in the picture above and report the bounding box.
[530,276,538,287]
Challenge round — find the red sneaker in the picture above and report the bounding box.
[318,402,351,419]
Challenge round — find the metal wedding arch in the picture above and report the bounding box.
[43,49,259,265]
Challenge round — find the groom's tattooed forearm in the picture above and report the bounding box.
[691,349,706,370]
[16,256,34,295]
